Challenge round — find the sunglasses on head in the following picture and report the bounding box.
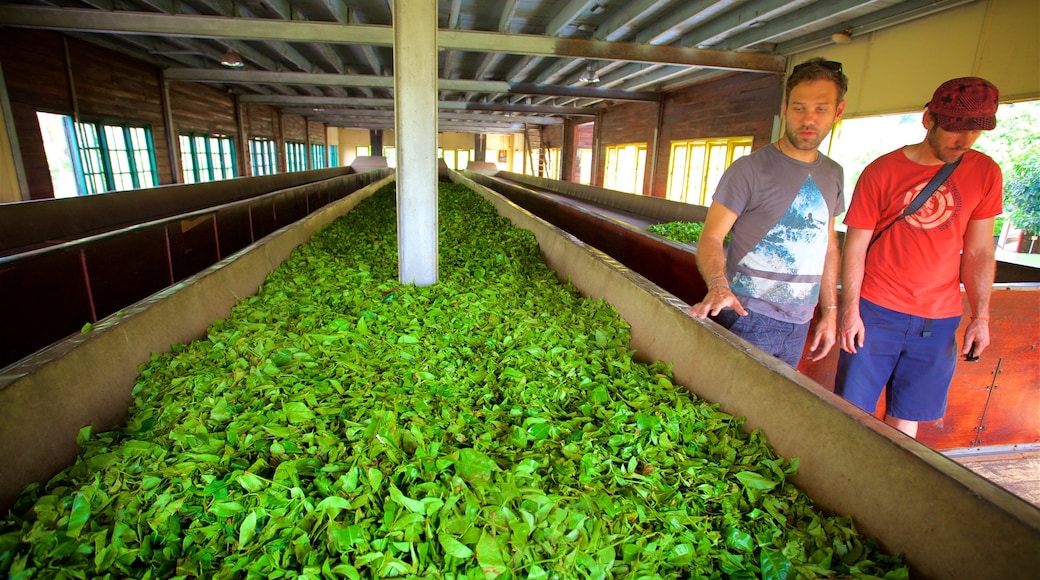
[793,60,843,74]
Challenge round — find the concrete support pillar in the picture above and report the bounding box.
[393,0,438,286]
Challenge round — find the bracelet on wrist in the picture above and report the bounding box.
[708,275,727,285]
[970,316,989,321]
[709,284,729,292]
[820,305,838,310]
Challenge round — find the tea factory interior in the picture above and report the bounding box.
[1,0,1038,577]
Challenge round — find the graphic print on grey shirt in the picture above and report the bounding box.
[711,144,844,324]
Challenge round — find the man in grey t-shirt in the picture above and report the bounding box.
[687,58,847,368]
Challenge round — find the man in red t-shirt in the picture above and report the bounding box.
[836,77,1003,438]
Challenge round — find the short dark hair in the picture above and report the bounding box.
[785,58,848,102]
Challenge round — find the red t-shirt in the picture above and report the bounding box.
[844,148,1003,318]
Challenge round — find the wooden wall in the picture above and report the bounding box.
[0,29,326,199]
[308,121,325,145]
[282,114,307,143]
[540,124,564,149]
[169,82,237,136]
[0,30,168,199]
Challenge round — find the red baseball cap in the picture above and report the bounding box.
[926,77,999,132]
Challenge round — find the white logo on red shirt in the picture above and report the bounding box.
[902,182,960,231]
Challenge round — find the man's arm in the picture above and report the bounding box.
[687,202,748,318]
[960,217,996,357]
[805,219,840,361]
[839,227,873,354]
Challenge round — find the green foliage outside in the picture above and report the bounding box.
[0,183,906,579]
[974,101,1040,234]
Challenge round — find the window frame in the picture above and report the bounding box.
[310,143,327,169]
[439,148,473,171]
[64,117,159,195]
[249,138,278,176]
[285,141,307,172]
[666,136,753,205]
[179,132,237,183]
[603,142,647,194]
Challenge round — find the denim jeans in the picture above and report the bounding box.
[712,308,811,368]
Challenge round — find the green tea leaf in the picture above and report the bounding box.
[438,532,474,559]
[760,547,792,580]
[316,496,352,514]
[283,401,315,424]
[455,448,494,483]
[238,511,258,548]
[475,532,508,578]
[725,526,754,552]
[209,501,246,518]
[237,472,265,493]
[735,470,778,491]
[66,493,90,537]
[388,484,425,514]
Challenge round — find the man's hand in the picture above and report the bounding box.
[838,306,866,354]
[805,309,837,361]
[962,317,991,358]
[688,286,748,319]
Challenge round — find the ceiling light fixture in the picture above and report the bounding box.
[831,27,853,45]
[579,63,600,84]
[220,48,245,68]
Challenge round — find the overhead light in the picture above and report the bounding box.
[220,48,244,68]
[579,63,600,84]
[831,27,853,45]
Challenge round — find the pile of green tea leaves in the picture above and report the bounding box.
[0,183,906,579]
[646,221,729,245]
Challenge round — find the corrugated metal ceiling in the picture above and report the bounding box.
[0,0,975,132]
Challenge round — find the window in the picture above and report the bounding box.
[249,138,277,176]
[356,146,371,158]
[179,133,236,183]
[526,148,561,179]
[577,148,593,185]
[59,117,158,195]
[544,148,561,179]
[666,137,752,205]
[328,145,339,167]
[310,143,327,169]
[440,149,472,171]
[603,143,647,194]
[384,146,396,168]
[286,141,307,172]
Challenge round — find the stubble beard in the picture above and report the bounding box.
[785,126,825,152]
[926,126,969,164]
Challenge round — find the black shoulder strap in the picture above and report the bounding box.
[867,157,962,249]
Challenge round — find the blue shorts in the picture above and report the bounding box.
[712,308,811,368]
[835,298,960,421]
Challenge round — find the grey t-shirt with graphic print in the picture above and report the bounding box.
[712,144,844,324]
